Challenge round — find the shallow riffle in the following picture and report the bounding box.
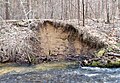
[0,63,120,83]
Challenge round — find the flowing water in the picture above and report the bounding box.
[0,63,120,83]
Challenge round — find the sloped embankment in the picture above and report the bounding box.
[0,19,119,66]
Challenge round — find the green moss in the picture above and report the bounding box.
[89,60,120,67]
[106,60,120,67]
[30,55,37,63]
[96,49,106,57]
[86,60,120,68]
[91,61,101,67]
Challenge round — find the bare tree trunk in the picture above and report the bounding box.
[50,0,53,19]
[106,0,110,23]
[64,0,67,20]
[5,0,9,20]
[45,0,47,19]
[61,0,63,20]
[98,1,100,19]
[101,0,104,20]
[68,0,71,19]
[85,0,88,19]
[111,0,117,23]
[88,2,95,19]
[118,0,120,18]
[77,0,80,25]
[27,0,30,19]
[82,0,85,26]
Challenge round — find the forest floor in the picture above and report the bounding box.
[69,18,120,43]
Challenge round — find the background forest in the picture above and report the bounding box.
[0,0,120,21]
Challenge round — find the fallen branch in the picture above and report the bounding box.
[107,52,120,57]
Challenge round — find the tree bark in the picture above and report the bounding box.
[61,0,63,20]
[118,0,120,18]
[106,0,110,23]
[77,0,80,25]
[5,0,9,20]
[85,0,88,19]
[27,0,30,19]
[82,0,85,26]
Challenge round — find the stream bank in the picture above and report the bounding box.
[0,19,120,68]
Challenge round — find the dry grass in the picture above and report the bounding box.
[0,23,41,63]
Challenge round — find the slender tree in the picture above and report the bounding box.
[82,0,85,26]
[5,0,9,20]
[106,0,110,23]
[27,0,30,19]
[111,0,117,23]
[118,0,120,18]
[64,0,67,20]
[77,0,80,25]
[44,0,47,19]
[60,0,63,20]
[85,0,88,19]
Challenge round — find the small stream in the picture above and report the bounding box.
[0,65,120,83]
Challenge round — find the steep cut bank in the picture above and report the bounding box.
[0,19,119,67]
